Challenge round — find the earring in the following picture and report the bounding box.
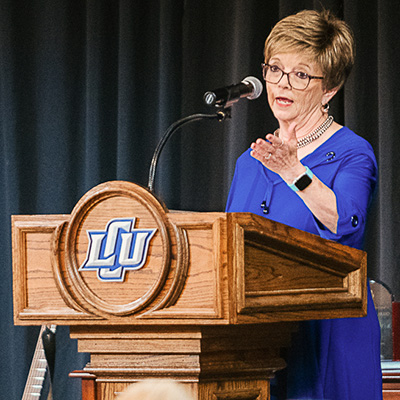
[322,103,330,113]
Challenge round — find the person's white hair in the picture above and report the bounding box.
[115,379,195,400]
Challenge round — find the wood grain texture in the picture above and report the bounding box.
[69,324,293,400]
[229,212,367,322]
[12,180,369,400]
[12,181,367,325]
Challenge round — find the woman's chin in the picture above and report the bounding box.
[272,109,295,124]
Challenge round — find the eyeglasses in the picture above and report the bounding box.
[261,63,324,90]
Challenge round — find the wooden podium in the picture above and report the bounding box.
[12,181,367,400]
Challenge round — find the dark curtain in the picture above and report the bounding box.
[1,0,399,398]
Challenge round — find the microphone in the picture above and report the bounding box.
[203,76,263,108]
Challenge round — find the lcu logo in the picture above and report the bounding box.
[79,218,157,282]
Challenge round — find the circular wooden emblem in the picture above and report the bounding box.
[63,181,172,317]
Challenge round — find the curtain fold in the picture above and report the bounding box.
[1,0,399,397]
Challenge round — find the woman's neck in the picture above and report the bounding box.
[278,110,327,139]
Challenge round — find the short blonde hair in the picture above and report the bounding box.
[115,379,195,400]
[264,9,355,91]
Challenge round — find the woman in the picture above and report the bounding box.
[226,9,382,400]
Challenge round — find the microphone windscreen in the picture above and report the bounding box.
[242,76,263,100]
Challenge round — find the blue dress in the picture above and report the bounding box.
[226,126,382,400]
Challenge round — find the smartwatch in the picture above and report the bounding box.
[288,166,313,192]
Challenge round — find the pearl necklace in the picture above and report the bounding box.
[274,115,334,149]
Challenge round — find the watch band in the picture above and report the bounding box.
[288,166,313,192]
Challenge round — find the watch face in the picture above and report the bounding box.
[295,174,312,191]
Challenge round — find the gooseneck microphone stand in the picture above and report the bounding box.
[147,108,231,193]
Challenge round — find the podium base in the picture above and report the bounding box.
[69,323,297,400]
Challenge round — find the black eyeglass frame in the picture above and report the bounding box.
[261,63,324,91]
